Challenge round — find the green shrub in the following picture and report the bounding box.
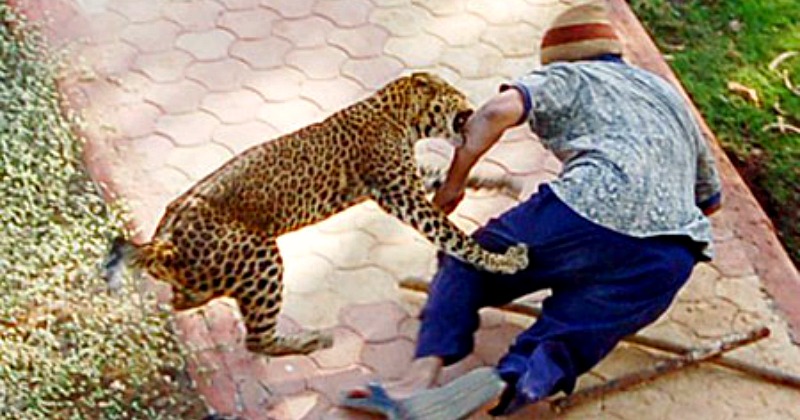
[0,4,205,418]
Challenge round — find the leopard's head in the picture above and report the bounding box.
[379,72,474,147]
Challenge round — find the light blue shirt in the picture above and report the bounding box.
[510,60,721,258]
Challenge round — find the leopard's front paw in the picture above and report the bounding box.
[487,244,529,274]
[248,330,334,357]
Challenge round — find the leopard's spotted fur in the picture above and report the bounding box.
[105,73,528,356]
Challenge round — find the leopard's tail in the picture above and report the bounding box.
[102,236,178,292]
[421,166,522,198]
[102,236,138,292]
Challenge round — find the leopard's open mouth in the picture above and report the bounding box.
[449,109,474,148]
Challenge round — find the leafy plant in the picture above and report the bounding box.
[0,4,205,417]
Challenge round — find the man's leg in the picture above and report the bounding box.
[400,185,604,396]
[490,234,697,415]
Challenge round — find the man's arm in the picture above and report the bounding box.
[433,88,528,213]
[695,134,723,216]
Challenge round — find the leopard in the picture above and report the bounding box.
[103,72,529,357]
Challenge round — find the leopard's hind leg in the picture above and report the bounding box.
[230,235,333,356]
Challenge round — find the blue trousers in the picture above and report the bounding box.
[416,185,697,406]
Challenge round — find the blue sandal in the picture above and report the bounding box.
[341,367,506,420]
[340,382,403,419]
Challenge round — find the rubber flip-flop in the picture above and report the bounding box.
[340,382,403,419]
[398,367,506,420]
[341,367,506,420]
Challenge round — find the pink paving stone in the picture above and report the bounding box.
[360,338,415,381]
[218,8,277,40]
[185,59,251,91]
[70,11,128,45]
[325,406,384,420]
[200,89,264,124]
[368,6,430,37]
[156,111,220,146]
[79,41,138,76]
[204,301,246,348]
[313,0,372,27]
[341,56,405,89]
[186,348,228,385]
[426,14,487,47]
[264,355,318,395]
[413,0,465,16]
[218,0,261,11]
[230,37,293,70]
[481,24,538,58]
[276,313,305,336]
[213,120,279,153]
[328,25,389,59]
[120,20,181,53]
[236,377,273,417]
[465,0,525,25]
[267,392,325,419]
[272,16,335,49]
[339,301,407,343]
[225,348,271,380]
[174,310,216,351]
[76,76,145,111]
[107,0,160,23]
[383,34,445,68]
[307,365,376,402]
[176,29,236,61]
[711,238,757,278]
[260,0,315,19]
[310,327,365,370]
[397,316,420,341]
[439,44,504,80]
[166,142,234,180]
[161,0,223,32]
[474,323,523,365]
[62,84,91,112]
[138,163,194,197]
[195,368,239,415]
[294,396,335,420]
[105,101,161,138]
[257,99,323,134]
[144,80,207,114]
[123,133,176,171]
[134,50,194,83]
[243,68,305,102]
[22,0,82,45]
[300,78,366,111]
[286,47,349,79]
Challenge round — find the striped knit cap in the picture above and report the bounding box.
[540,1,623,65]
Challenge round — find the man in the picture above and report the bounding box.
[343,1,722,417]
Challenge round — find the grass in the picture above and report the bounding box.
[631,0,800,266]
[0,4,206,418]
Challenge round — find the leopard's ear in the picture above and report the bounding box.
[410,72,435,94]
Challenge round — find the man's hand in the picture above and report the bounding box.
[433,184,465,214]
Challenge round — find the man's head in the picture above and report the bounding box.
[540,1,623,65]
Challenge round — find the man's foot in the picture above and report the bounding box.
[341,367,506,420]
[339,356,443,418]
[381,356,443,399]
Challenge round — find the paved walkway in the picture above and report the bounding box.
[12,0,800,418]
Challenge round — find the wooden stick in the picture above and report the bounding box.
[550,326,770,411]
[399,279,800,390]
